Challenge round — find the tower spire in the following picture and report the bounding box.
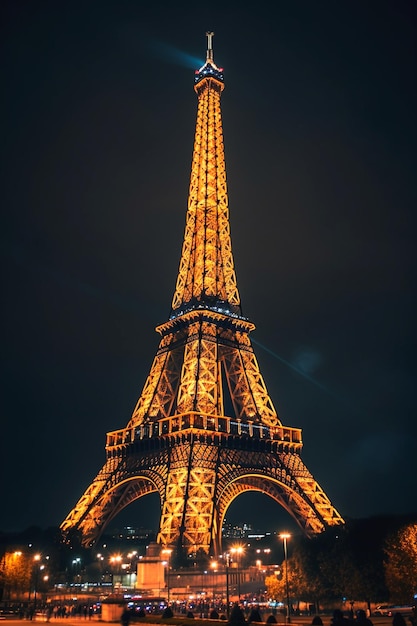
[206,30,214,62]
[172,32,238,316]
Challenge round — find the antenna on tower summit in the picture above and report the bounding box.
[206,31,214,62]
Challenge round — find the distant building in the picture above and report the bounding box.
[110,526,155,541]
[222,521,253,538]
[136,542,166,596]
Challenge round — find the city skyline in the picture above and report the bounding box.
[2,1,416,534]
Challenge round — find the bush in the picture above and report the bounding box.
[162,607,174,619]
[248,609,262,624]
[227,604,247,626]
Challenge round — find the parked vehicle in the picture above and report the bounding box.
[375,605,414,617]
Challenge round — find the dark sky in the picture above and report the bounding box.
[1,1,416,536]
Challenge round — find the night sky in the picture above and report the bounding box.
[2,1,416,536]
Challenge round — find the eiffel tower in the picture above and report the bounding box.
[61,33,344,556]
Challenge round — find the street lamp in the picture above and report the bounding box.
[33,554,41,613]
[210,561,217,608]
[72,557,81,584]
[126,552,138,588]
[161,549,172,604]
[110,555,122,593]
[230,545,244,603]
[224,553,231,618]
[279,533,291,624]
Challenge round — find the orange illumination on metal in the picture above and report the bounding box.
[171,68,239,312]
[60,34,344,554]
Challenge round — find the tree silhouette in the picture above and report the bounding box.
[384,522,417,603]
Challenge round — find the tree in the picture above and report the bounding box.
[0,551,31,601]
[285,551,310,602]
[384,522,417,603]
[264,556,303,610]
[265,574,281,602]
[290,538,331,611]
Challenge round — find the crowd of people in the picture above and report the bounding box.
[120,602,417,626]
[219,603,417,626]
[330,608,417,626]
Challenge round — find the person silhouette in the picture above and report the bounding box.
[355,609,373,626]
[120,607,131,626]
[392,613,407,626]
[331,609,353,626]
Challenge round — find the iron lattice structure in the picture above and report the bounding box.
[61,34,344,555]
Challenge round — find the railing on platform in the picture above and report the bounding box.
[106,412,302,449]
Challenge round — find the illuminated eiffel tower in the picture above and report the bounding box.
[61,33,344,556]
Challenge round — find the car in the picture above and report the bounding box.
[386,606,415,617]
[374,606,392,616]
[375,605,415,617]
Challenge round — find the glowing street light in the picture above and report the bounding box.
[110,555,122,592]
[230,545,244,602]
[72,557,82,584]
[33,554,41,612]
[162,549,172,604]
[223,553,231,618]
[279,533,291,624]
[210,561,217,608]
[127,551,138,571]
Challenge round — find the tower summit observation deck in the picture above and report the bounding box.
[61,33,344,557]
